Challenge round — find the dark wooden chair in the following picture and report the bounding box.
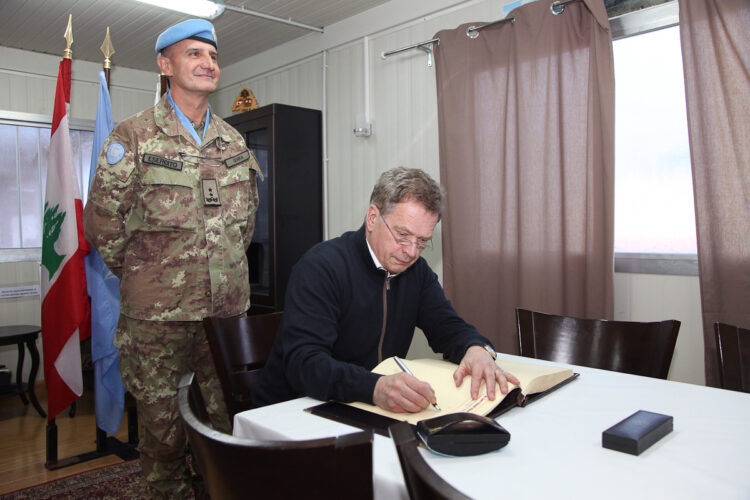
[388,422,471,500]
[203,312,282,417]
[177,373,374,500]
[516,308,680,379]
[714,322,750,393]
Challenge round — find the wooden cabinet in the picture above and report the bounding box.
[225,104,323,314]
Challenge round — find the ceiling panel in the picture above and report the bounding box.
[0,0,391,72]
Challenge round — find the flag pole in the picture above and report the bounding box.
[101,27,114,90]
[44,13,75,469]
[95,25,114,452]
[44,19,137,470]
[91,28,140,459]
[62,14,73,61]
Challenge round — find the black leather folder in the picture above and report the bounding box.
[306,401,399,437]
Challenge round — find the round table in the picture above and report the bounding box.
[0,325,46,417]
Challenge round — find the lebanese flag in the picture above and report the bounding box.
[41,57,91,422]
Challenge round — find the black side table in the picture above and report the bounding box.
[0,325,46,417]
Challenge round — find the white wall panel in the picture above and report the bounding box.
[212,55,324,117]
[0,46,157,123]
[325,42,372,237]
[614,272,704,385]
[109,85,156,122]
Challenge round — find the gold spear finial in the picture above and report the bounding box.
[100,27,115,69]
[63,14,73,60]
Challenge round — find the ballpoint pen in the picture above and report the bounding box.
[394,356,441,411]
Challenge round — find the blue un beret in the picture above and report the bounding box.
[155,19,217,53]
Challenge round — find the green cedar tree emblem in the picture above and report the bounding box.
[42,202,66,280]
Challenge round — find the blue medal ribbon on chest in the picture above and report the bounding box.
[167,92,210,146]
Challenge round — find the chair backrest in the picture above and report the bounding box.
[516,308,680,379]
[178,373,374,500]
[714,322,750,393]
[203,312,283,417]
[388,422,471,500]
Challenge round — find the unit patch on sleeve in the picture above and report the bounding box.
[106,142,126,165]
[225,150,250,168]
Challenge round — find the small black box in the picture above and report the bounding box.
[602,410,673,456]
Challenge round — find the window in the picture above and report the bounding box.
[0,113,93,258]
[611,3,698,275]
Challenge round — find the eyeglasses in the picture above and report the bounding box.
[380,215,432,251]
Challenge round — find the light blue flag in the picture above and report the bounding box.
[84,71,125,435]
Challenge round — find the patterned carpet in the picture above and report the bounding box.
[0,461,149,500]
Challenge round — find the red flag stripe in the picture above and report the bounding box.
[41,259,88,419]
[51,59,71,135]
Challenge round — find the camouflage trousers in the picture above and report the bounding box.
[116,315,231,499]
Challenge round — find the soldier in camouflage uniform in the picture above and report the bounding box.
[83,19,260,499]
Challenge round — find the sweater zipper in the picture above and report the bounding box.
[377,273,392,363]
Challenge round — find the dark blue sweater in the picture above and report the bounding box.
[250,225,490,408]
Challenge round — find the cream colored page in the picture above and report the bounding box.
[348,357,513,425]
[496,359,574,395]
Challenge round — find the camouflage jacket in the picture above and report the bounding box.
[84,94,260,321]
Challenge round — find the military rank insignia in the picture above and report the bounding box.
[201,179,221,206]
[232,88,259,113]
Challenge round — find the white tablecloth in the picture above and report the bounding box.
[234,355,750,499]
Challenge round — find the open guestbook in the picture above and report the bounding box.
[308,357,578,434]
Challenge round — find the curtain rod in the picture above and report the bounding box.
[382,0,584,60]
[381,16,515,60]
[381,38,441,59]
[550,0,582,15]
[467,16,515,36]
[224,4,324,33]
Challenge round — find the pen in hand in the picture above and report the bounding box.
[394,356,441,411]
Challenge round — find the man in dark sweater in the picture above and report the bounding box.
[251,167,518,412]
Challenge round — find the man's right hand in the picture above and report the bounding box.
[372,373,437,413]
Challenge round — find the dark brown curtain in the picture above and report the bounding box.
[679,0,750,387]
[434,0,614,355]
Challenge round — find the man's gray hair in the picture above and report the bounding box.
[369,167,445,221]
